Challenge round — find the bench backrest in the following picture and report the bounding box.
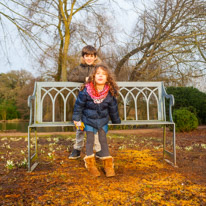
[30,81,169,124]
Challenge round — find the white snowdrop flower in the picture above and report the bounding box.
[5,160,15,169]
[48,153,53,158]
[201,144,206,149]
[54,138,59,142]
[185,146,193,151]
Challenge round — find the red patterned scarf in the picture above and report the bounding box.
[85,82,110,104]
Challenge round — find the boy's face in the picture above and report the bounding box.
[83,54,97,65]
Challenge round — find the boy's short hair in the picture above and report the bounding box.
[81,45,97,57]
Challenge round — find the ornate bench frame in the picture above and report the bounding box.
[28,81,176,171]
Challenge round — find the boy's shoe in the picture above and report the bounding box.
[69,149,81,159]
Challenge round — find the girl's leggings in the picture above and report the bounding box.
[86,128,110,157]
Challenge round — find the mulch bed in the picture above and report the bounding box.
[0,127,206,205]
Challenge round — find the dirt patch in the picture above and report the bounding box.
[0,127,206,205]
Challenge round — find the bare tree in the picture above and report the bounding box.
[0,70,36,120]
[0,1,43,69]
[115,0,206,85]
[0,0,102,81]
[72,11,117,61]
[36,2,119,80]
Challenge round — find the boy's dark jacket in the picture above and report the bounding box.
[72,88,121,129]
[67,57,101,82]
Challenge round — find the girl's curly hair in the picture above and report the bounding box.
[81,64,119,97]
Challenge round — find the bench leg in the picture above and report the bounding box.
[28,127,39,172]
[28,127,31,171]
[172,124,176,166]
[163,124,177,167]
[163,125,166,160]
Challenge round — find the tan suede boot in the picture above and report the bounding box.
[84,154,100,177]
[102,156,115,177]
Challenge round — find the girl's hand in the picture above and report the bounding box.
[74,121,85,131]
[74,121,81,126]
[73,121,78,125]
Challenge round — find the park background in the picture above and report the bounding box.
[0,0,206,128]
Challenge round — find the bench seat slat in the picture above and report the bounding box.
[29,122,74,127]
[29,120,174,128]
[110,121,174,125]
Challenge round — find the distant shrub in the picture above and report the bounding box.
[173,109,198,132]
[0,101,20,120]
[166,87,206,125]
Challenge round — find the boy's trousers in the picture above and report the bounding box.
[73,129,101,152]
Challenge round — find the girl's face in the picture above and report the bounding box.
[83,54,97,65]
[95,68,107,86]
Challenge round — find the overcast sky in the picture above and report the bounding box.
[0,0,138,76]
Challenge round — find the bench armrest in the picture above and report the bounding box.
[162,87,175,122]
[28,95,35,126]
[28,82,37,126]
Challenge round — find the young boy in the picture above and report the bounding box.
[68,45,102,159]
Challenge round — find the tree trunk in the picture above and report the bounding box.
[61,33,70,81]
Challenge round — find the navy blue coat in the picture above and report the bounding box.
[72,88,121,129]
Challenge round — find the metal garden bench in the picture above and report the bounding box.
[28,81,176,171]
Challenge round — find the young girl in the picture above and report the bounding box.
[72,64,121,177]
